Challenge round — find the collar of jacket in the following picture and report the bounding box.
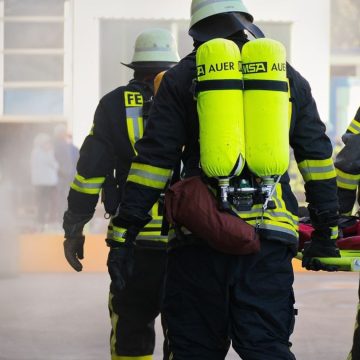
[193,31,249,50]
[128,79,153,100]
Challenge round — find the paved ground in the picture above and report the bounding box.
[0,272,358,360]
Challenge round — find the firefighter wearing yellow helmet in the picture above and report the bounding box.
[62,28,179,360]
[108,1,339,359]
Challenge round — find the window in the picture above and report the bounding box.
[5,22,63,49]
[5,54,63,82]
[0,0,68,118]
[5,0,64,16]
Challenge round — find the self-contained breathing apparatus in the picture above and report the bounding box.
[193,37,290,215]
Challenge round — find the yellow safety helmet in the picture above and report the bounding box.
[122,28,180,70]
[189,0,264,41]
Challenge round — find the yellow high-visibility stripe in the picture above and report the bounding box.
[330,226,339,240]
[233,183,298,237]
[347,118,360,135]
[124,91,144,155]
[126,110,143,153]
[108,224,167,243]
[109,293,119,356]
[336,168,360,190]
[109,293,153,360]
[149,201,159,219]
[298,158,336,182]
[136,235,168,242]
[127,163,171,190]
[70,173,105,195]
[107,225,127,243]
[126,117,137,154]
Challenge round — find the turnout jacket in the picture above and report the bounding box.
[118,42,338,247]
[67,79,167,246]
[334,107,360,215]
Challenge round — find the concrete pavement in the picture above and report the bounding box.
[0,272,358,360]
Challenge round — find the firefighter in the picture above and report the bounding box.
[107,1,340,359]
[62,28,179,360]
[334,106,360,360]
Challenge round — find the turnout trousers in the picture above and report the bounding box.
[108,247,167,360]
[163,238,297,360]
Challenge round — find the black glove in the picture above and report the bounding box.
[106,208,151,291]
[63,209,93,272]
[106,228,138,292]
[302,207,340,272]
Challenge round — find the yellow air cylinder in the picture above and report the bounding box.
[242,38,289,177]
[196,38,245,178]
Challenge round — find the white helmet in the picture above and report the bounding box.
[188,0,264,41]
[122,28,180,70]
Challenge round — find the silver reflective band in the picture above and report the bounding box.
[128,168,169,184]
[257,223,298,237]
[337,175,359,186]
[72,178,102,189]
[299,165,335,175]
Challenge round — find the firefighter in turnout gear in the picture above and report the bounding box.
[62,28,179,360]
[109,1,339,359]
[334,106,360,360]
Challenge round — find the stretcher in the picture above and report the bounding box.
[296,216,360,271]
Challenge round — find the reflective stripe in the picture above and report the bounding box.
[167,184,298,242]
[234,184,298,238]
[137,234,168,242]
[330,226,338,240]
[146,219,163,226]
[256,221,298,238]
[126,107,144,154]
[124,91,144,154]
[107,225,127,243]
[297,158,336,182]
[109,309,153,359]
[70,173,105,195]
[108,222,167,243]
[109,293,119,356]
[347,118,360,135]
[127,162,171,189]
[336,168,360,190]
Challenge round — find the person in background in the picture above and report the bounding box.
[334,106,360,360]
[53,124,75,221]
[30,133,59,231]
[67,133,80,180]
[62,28,179,360]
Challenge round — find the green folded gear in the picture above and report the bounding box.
[296,250,360,272]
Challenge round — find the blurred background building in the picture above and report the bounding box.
[0,0,359,223]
